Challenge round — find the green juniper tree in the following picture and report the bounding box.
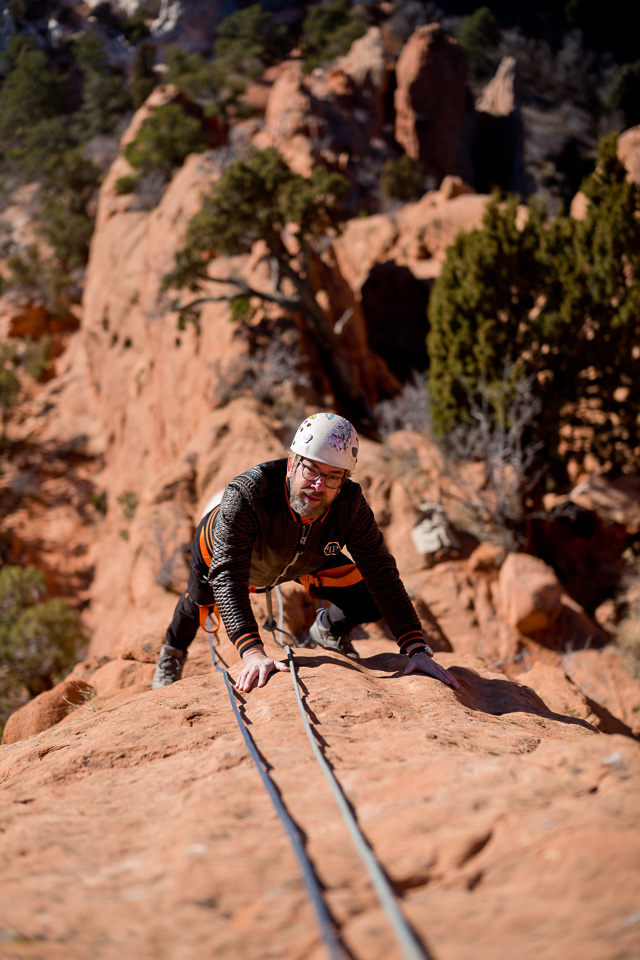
[301,0,367,73]
[122,103,207,181]
[427,135,640,477]
[162,147,375,428]
[164,5,289,122]
[0,346,21,445]
[456,6,501,77]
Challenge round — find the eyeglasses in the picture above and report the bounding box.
[298,459,345,489]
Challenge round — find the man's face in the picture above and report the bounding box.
[287,456,345,519]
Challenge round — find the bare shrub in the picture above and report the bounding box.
[375,371,432,436]
[438,370,543,551]
[212,335,311,410]
[614,571,640,677]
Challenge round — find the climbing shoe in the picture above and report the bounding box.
[307,608,359,659]
[151,643,187,688]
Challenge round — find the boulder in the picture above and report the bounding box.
[468,542,504,574]
[498,553,562,635]
[331,190,489,296]
[394,24,471,186]
[618,125,640,184]
[2,679,95,745]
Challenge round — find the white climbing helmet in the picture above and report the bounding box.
[290,413,359,472]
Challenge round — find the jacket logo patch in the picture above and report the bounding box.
[324,542,340,556]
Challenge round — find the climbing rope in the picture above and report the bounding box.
[284,643,430,960]
[205,619,344,960]
[265,587,430,960]
[206,587,431,960]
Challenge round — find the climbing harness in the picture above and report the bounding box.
[205,589,431,960]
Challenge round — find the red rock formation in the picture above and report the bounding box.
[2,58,640,960]
[394,24,471,187]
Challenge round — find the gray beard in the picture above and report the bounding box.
[289,491,327,521]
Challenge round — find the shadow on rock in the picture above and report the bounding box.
[449,667,597,732]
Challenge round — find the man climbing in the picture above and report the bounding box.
[152,412,458,692]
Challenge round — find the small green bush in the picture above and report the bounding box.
[122,10,151,44]
[165,48,218,103]
[115,174,140,195]
[0,36,71,150]
[605,61,640,129]
[117,490,139,521]
[131,40,157,109]
[0,348,21,440]
[230,297,251,323]
[456,6,501,76]
[380,154,424,202]
[302,0,366,72]
[73,70,132,141]
[0,565,82,729]
[123,103,206,179]
[22,336,51,382]
[214,3,288,70]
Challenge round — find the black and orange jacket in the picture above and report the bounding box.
[200,458,424,657]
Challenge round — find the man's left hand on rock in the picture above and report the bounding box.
[403,651,459,688]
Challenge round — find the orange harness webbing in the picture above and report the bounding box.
[298,563,364,593]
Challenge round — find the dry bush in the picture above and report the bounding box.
[614,571,640,677]
[211,335,311,412]
[437,371,543,551]
[375,371,432,436]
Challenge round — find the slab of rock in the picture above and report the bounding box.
[1,645,638,960]
[253,62,316,177]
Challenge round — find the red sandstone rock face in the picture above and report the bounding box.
[332,187,489,292]
[1,637,639,960]
[253,32,391,180]
[394,24,471,187]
